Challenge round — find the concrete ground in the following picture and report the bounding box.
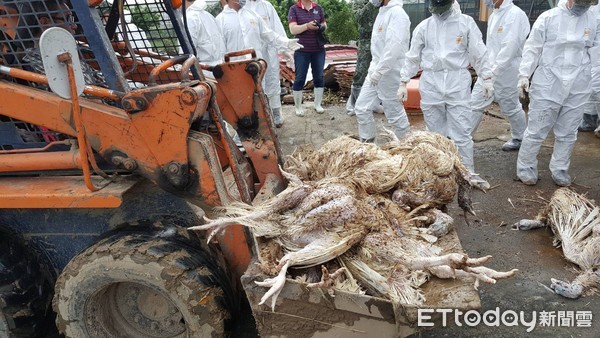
[274,100,600,337]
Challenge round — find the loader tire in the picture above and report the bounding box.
[53,230,234,338]
[0,237,53,337]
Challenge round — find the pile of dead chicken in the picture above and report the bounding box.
[191,131,517,310]
[514,188,600,298]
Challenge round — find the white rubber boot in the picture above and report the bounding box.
[314,87,325,114]
[293,91,304,117]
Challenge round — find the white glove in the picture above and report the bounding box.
[397,82,408,102]
[518,77,529,99]
[483,78,494,100]
[282,50,294,68]
[366,71,382,86]
[287,39,303,51]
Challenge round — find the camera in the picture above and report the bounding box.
[314,21,326,33]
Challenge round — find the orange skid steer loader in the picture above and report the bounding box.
[0,0,285,336]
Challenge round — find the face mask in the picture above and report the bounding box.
[370,0,383,7]
[429,2,452,15]
[433,8,452,20]
[236,0,246,7]
[484,0,495,9]
[569,4,590,16]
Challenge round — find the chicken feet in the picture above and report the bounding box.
[306,266,348,297]
[409,253,492,271]
[429,265,518,289]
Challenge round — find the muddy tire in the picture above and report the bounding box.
[0,237,53,337]
[53,230,233,338]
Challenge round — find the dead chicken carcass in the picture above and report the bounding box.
[191,132,514,310]
[342,219,516,307]
[514,188,600,298]
[191,178,386,310]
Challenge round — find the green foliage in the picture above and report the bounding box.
[127,4,179,55]
[271,0,296,37]
[268,0,358,44]
[128,5,160,32]
[314,0,358,44]
[206,2,223,17]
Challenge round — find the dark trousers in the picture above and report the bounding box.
[293,50,325,91]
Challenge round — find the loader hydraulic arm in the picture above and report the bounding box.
[0,63,212,194]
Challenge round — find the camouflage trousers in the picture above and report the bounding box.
[352,38,372,87]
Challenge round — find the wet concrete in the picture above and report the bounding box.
[275,101,600,337]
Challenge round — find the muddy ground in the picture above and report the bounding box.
[268,98,600,337]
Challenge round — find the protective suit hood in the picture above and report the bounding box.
[385,0,404,8]
[433,1,460,20]
[188,0,208,11]
[558,0,569,10]
[498,0,514,9]
[556,0,597,11]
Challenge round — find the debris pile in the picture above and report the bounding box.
[280,45,357,95]
[514,188,600,298]
[191,132,517,310]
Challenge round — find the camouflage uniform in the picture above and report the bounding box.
[347,0,378,114]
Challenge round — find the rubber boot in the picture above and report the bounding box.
[346,85,361,116]
[293,91,304,117]
[373,104,384,114]
[314,87,325,114]
[578,113,598,131]
[501,139,522,151]
[273,107,283,128]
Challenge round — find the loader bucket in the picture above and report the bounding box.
[241,229,481,337]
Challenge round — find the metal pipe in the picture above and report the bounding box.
[0,65,123,101]
[0,151,81,172]
[60,52,98,192]
[0,140,72,154]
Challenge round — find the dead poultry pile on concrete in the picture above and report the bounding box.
[515,188,600,299]
[192,131,517,310]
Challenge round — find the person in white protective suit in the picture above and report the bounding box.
[98,2,153,52]
[216,0,301,124]
[353,0,411,143]
[516,0,599,187]
[578,4,600,134]
[398,0,493,190]
[245,0,291,128]
[186,0,226,75]
[470,0,529,151]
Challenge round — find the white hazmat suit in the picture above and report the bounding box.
[216,5,297,63]
[516,0,600,186]
[216,4,299,123]
[186,0,226,76]
[586,5,600,135]
[470,0,529,150]
[245,0,288,126]
[354,0,411,142]
[400,2,492,187]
